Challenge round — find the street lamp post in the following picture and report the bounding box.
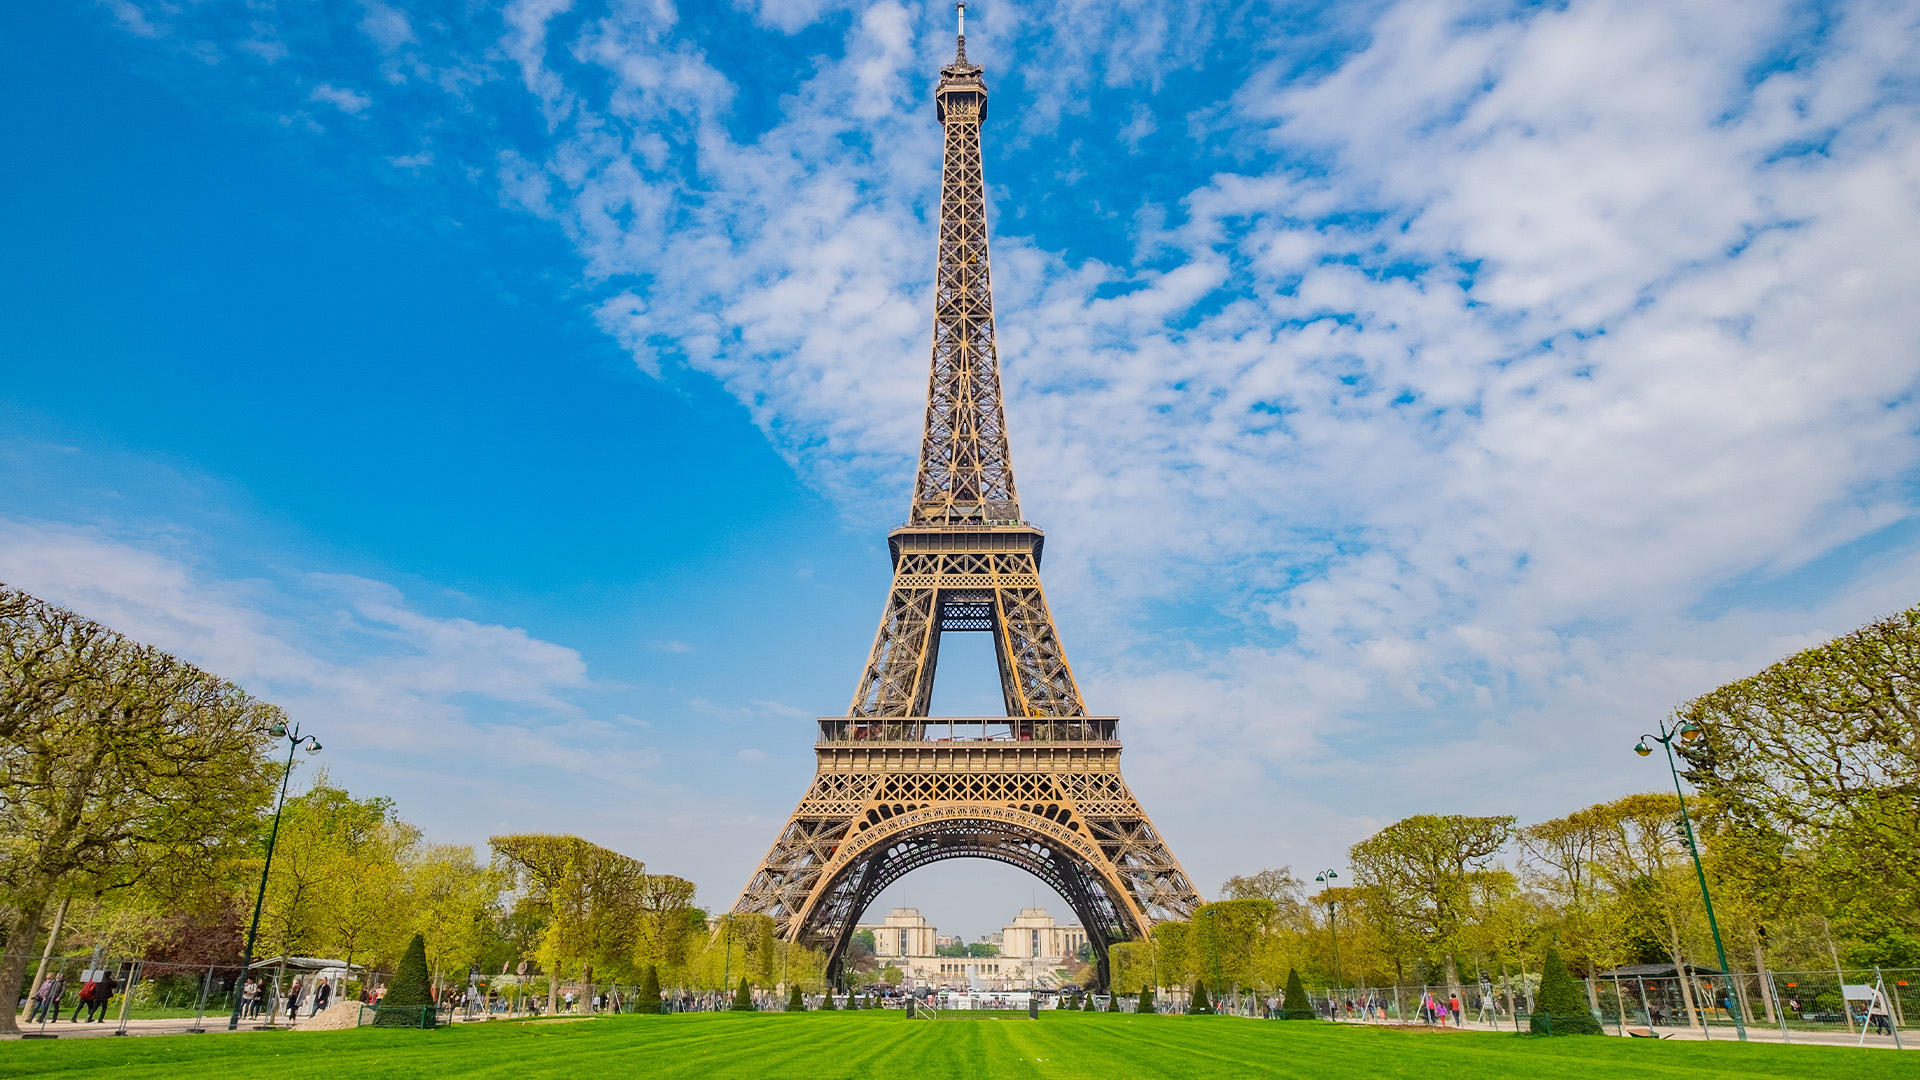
[226,719,321,1031]
[1316,870,1343,1014]
[1634,718,1746,1042]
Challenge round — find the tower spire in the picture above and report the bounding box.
[922,3,1006,526]
[955,2,967,64]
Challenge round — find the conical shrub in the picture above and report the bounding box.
[634,965,662,1014]
[731,977,754,1011]
[788,983,805,1011]
[374,934,435,1028]
[1283,968,1317,1020]
[1138,985,1155,1013]
[1530,947,1602,1035]
[1189,981,1212,1014]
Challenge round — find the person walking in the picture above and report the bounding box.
[26,976,56,1023]
[1449,993,1463,1028]
[84,971,118,1022]
[42,973,69,1023]
[1870,990,1894,1036]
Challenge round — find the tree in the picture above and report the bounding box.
[787,981,805,1011]
[376,933,435,1028]
[1138,985,1155,1013]
[406,843,502,988]
[0,589,279,1035]
[633,873,698,976]
[1282,967,1315,1019]
[1220,868,1304,908]
[491,834,653,1012]
[821,986,837,1010]
[1151,921,1192,991]
[732,976,753,1011]
[636,965,662,1014]
[1677,606,1920,968]
[1530,947,1601,1035]
[257,777,401,966]
[1189,980,1211,1014]
[1192,899,1274,1005]
[1349,814,1515,1004]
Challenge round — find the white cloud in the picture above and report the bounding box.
[309,82,372,113]
[0,518,643,789]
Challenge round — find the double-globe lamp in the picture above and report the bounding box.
[1632,718,1746,1041]
[226,718,321,1030]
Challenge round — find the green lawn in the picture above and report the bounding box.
[4,1010,1916,1079]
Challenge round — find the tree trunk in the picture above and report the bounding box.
[1752,943,1776,1023]
[1499,958,1515,1022]
[0,895,49,1035]
[1667,937,1701,1029]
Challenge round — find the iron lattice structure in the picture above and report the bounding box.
[732,17,1201,989]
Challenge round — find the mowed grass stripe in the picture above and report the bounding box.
[3,1012,1916,1080]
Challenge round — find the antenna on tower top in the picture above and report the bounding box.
[955,2,967,63]
[957,2,966,37]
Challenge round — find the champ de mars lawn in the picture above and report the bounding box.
[4,1011,1915,1080]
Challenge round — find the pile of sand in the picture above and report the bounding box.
[293,1001,368,1032]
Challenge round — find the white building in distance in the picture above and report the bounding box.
[856,906,1089,990]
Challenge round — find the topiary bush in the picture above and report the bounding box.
[1530,947,1602,1035]
[1138,985,1155,1013]
[634,965,662,1014]
[1283,968,1317,1020]
[374,934,435,1028]
[788,983,805,1011]
[1190,981,1212,1014]
[731,977,754,1011]
[820,987,837,1011]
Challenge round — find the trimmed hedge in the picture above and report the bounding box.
[372,934,435,1028]
[1283,968,1317,1020]
[1530,948,1602,1035]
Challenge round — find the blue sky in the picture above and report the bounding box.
[3,0,1918,940]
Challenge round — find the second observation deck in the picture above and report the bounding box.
[816,716,1118,746]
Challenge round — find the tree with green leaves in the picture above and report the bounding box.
[0,588,280,1036]
[491,834,669,1013]
[1530,947,1601,1035]
[1193,898,1276,1003]
[376,933,435,1027]
[1349,813,1515,1004]
[787,982,804,1011]
[1151,921,1192,994]
[821,986,837,1010]
[1189,981,1211,1014]
[1282,967,1315,1020]
[731,976,753,1011]
[1138,985,1155,1013]
[635,965,662,1014]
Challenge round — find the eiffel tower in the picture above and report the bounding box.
[732,6,1201,988]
